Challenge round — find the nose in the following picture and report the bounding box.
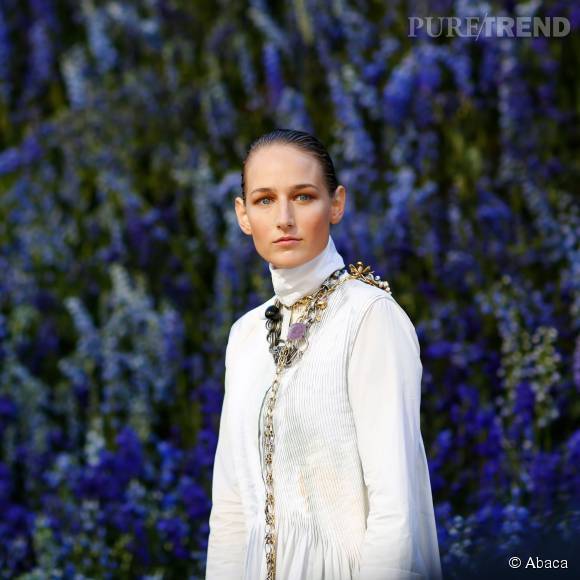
[276,198,295,228]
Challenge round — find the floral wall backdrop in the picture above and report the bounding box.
[0,0,579,578]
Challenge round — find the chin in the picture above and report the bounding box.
[268,249,308,269]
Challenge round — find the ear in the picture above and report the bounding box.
[235,196,253,235]
[330,185,346,225]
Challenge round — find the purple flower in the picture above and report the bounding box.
[157,516,189,559]
[573,335,580,392]
[383,54,416,125]
[178,476,209,519]
[0,133,42,175]
[25,19,53,93]
[426,340,453,358]
[115,426,145,480]
[189,427,217,474]
[262,41,284,109]
[0,395,17,423]
[87,8,117,74]
[0,462,12,507]
[0,7,11,91]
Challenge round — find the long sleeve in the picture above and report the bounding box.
[205,323,248,579]
[347,296,441,580]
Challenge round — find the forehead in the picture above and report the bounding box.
[245,144,324,188]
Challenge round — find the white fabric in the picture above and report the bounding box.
[206,234,443,580]
[269,236,346,307]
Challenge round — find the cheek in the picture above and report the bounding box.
[246,212,272,245]
[300,203,329,228]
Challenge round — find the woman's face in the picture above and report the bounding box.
[235,143,346,269]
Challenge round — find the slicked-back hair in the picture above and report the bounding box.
[240,128,339,203]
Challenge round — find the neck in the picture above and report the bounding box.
[269,235,346,307]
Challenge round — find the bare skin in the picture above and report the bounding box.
[235,143,347,269]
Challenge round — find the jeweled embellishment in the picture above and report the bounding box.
[287,322,306,340]
[348,261,392,294]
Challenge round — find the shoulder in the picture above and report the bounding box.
[341,278,420,355]
[341,277,389,307]
[341,277,400,324]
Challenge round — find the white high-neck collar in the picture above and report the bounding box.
[268,235,346,307]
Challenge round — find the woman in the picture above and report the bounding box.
[205,129,443,580]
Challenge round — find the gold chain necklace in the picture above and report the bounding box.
[261,261,391,580]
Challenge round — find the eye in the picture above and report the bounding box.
[296,193,313,201]
[257,197,272,205]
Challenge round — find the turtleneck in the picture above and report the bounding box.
[268,234,346,308]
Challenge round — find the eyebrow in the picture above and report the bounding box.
[249,183,320,196]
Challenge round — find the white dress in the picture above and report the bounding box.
[205,235,443,580]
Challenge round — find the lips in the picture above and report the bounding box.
[275,237,300,243]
